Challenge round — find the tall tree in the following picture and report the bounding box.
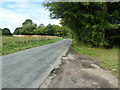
[46,24,55,35]
[20,19,37,35]
[22,19,33,26]
[2,28,12,36]
[44,2,120,47]
[33,24,47,35]
[13,27,21,35]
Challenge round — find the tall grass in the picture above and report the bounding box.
[1,36,62,55]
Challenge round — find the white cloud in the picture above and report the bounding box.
[0,2,60,33]
[0,7,27,32]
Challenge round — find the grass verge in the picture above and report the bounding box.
[1,37,63,55]
[72,41,119,78]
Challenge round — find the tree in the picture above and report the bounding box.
[39,24,44,27]
[13,27,21,35]
[2,28,12,36]
[22,19,33,26]
[51,25,72,37]
[51,25,61,36]
[33,24,72,37]
[60,26,72,38]
[44,2,120,47]
[20,19,37,35]
[46,24,55,35]
[33,25,47,35]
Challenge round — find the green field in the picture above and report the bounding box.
[72,41,119,78]
[1,36,62,55]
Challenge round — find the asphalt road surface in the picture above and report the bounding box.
[2,39,71,88]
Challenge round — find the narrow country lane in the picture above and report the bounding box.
[1,39,71,88]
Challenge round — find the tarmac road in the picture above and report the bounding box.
[2,39,71,88]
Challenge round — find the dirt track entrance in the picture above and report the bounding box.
[40,48,118,88]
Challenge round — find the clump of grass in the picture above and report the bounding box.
[72,40,119,78]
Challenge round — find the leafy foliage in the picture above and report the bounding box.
[13,27,21,35]
[44,2,120,47]
[1,28,12,36]
[20,19,37,35]
[13,19,72,38]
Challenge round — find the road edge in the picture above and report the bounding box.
[39,40,71,88]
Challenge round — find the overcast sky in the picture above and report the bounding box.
[0,0,60,32]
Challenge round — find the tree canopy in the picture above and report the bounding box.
[44,2,120,47]
[13,27,21,35]
[13,19,72,38]
[1,28,12,36]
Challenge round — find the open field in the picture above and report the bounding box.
[72,41,119,78]
[1,36,62,55]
